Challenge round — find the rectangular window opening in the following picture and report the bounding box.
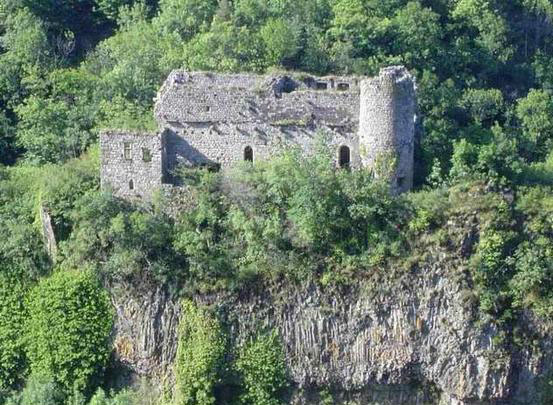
[316,82,328,90]
[337,83,350,91]
[124,142,132,160]
[142,147,152,162]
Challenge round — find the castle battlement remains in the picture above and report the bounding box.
[100,66,416,200]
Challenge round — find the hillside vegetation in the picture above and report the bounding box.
[1,0,553,404]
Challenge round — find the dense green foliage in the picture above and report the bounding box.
[235,332,288,405]
[2,0,553,403]
[175,300,225,405]
[0,275,28,392]
[0,0,552,177]
[6,374,64,405]
[25,270,113,397]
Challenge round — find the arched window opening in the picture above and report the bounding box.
[339,145,350,169]
[129,179,134,190]
[244,146,254,162]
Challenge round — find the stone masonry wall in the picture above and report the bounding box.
[100,68,417,200]
[100,131,164,200]
[359,67,416,193]
[155,71,362,172]
[164,122,360,172]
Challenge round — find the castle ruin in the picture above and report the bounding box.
[100,66,416,200]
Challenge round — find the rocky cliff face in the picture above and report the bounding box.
[109,247,553,405]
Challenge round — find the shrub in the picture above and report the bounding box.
[19,373,64,405]
[25,270,113,397]
[0,274,28,391]
[37,148,100,242]
[175,300,225,405]
[88,385,156,405]
[235,331,288,405]
[509,187,553,317]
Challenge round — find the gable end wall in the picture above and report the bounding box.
[100,131,164,201]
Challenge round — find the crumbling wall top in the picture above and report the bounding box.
[154,70,363,126]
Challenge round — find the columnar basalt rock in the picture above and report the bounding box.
[100,67,416,200]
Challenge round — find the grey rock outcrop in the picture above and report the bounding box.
[110,250,553,404]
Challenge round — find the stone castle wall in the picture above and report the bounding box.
[359,67,416,193]
[100,131,163,200]
[101,67,416,200]
[155,71,362,174]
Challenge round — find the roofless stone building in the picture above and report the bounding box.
[100,66,417,200]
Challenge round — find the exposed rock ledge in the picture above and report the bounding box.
[109,251,553,405]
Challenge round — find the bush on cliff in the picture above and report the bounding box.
[25,270,113,398]
[175,300,225,405]
[174,146,410,292]
[235,332,289,405]
[19,373,63,405]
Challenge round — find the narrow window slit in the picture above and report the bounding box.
[142,148,152,162]
[244,146,254,162]
[339,145,350,169]
[124,142,132,160]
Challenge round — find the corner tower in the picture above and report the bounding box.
[358,66,416,193]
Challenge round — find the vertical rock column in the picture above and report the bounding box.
[358,66,416,193]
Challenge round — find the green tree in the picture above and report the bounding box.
[235,332,288,405]
[19,373,63,405]
[25,270,113,397]
[154,0,218,40]
[516,89,553,160]
[0,166,51,279]
[14,68,100,164]
[391,1,442,66]
[459,88,505,125]
[451,0,513,62]
[0,275,28,391]
[84,13,181,107]
[0,109,18,165]
[259,18,300,67]
[175,300,225,405]
[0,8,52,108]
[184,19,264,72]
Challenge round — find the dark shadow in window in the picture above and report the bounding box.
[129,179,134,190]
[316,82,328,90]
[124,142,132,160]
[244,146,254,162]
[339,145,350,169]
[142,148,152,162]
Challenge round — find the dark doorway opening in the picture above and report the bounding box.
[244,146,254,162]
[339,146,350,168]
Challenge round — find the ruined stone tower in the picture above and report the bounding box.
[359,66,416,193]
[100,66,416,200]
